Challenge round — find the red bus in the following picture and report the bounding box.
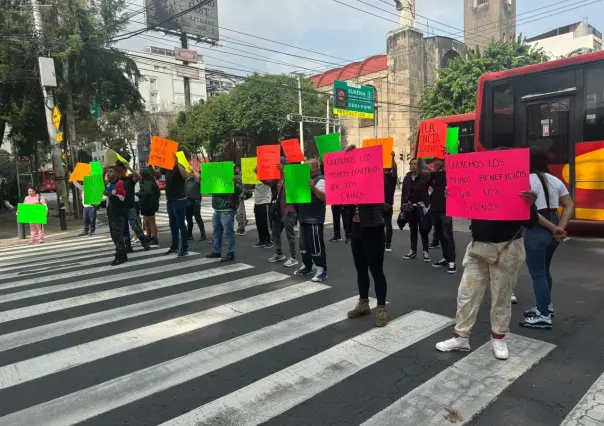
[475,50,604,235]
[432,112,476,154]
[39,169,56,192]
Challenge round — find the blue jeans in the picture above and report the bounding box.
[83,206,96,233]
[213,210,236,255]
[524,215,560,315]
[167,198,188,251]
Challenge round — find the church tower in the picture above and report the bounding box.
[464,0,516,52]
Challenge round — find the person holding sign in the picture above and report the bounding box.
[115,162,150,252]
[19,186,48,245]
[103,166,129,266]
[293,158,328,282]
[72,181,98,237]
[400,159,432,262]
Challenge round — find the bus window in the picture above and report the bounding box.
[526,98,570,164]
[458,120,475,153]
[492,84,515,149]
[584,66,604,142]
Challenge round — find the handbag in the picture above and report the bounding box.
[468,228,522,265]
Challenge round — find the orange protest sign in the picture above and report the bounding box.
[280,139,304,163]
[69,163,91,182]
[257,145,281,180]
[147,136,178,169]
[362,137,393,168]
[417,120,447,159]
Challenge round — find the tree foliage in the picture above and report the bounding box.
[420,37,549,120]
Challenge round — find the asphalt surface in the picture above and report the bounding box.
[0,201,603,426]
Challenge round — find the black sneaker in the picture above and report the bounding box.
[177,250,189,258]
[524,306,555,318]
[236,229,247,236]
[345,237,351,244]
[253,241,265,248]
[264,242,274,249]
[199,234,207,241]
[188,235,193,241]
[141,240,151,251]
[126,247,134,253]
[403,250,416,260]
[428,241,440,250]
[329,236,342,242]
[78,231,88,237]
[165,248,178,255]
[221,252,235,262]
[205,252,221,258]
[294,266,314,276]
[519,315,552,330]
[447,262,457,274]
[149,237,159,246]
[89,232,95,236]
[385,243,392,252]
[433,259,448,268]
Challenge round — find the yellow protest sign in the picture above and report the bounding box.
[175,151,192,172]
[241,157,261,185]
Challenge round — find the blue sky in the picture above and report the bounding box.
[119,0,604,78]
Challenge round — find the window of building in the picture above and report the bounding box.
[584,66,604,142]
[491,84,515,148]
[150,92,158,105]
[149,78,157,91]
[474,0,488,7]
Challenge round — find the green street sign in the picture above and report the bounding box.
[332,80,375,119]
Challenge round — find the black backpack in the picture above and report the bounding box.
[185,179,201,202]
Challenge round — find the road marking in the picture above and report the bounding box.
[1,241,113,261]
[0,296,367,426]
[361,334,555,426]
[0,236,111,255]
[0,282,329,390]
[560,372,604,426]
[0,251,200,293]
[0,271,288,351]
[160,310,453,426]
[0,248,117,273]
[0,263,254,324]
[0,256,214,305]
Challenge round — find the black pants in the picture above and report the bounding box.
[332,205,352,239]
[407,208,430,253]
[186,201,205,237]
[299,223,327,270]
[123,207,143,250]
[430,211,456,262]
[384,206,394,245]
[109,215,126,259]
[351,223,387,305]
[254,203,271,244]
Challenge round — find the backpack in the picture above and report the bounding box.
[185,179,201,202]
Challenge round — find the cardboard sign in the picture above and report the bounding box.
[175,151,192,172]
[69,163,91,182]
[280,139,304,163]
[201,162,234,194]
[148,136,178,169]
[324,145,384,205]
[446,148,530,220]
[105,149,128,167]
[284,163,311,204]
[257,145,281,180]
[90,161,103,176]
[241,157,261,185]
[17,203,47,225]
[362,137,393,168]
[315,133,341,160]
[417,120,447,159]
[446,127,460,155]
[83,175,105,205]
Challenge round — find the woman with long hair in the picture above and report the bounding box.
[519,146,574,330]
[19,186,48,244]
[137,169,161,246]
[400,158,431,261]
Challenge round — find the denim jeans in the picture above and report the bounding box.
[524,215,560,315]
[83,206,96,233]
[167,198,188,251]
[213,210,236,254]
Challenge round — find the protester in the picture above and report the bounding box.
[330,205,351,243]
[205,165,243,262]
[115,162,150,252]
[344,146,390,327]
[253,181,273,248]
[103,166,128,266]
[519,146,574,330]
[137,170,161,245]
[384,151,398,252]
[19,186,48,245]
[185,176,206,241]
[436,188,539,360]
[73,181,96,237]
[294,158,327,282]
[400,158,431,261]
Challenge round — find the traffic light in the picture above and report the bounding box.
[61,152,67,168]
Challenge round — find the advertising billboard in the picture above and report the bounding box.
[144,0,219,41]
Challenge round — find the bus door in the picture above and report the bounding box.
[521,89,578,216]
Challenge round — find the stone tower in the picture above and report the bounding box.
[464,0,516,52]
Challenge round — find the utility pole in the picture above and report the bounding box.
[181,33,192,109]
[30,0,68,230]
[62,54,80,219]
[325,97,330,134]
[294,73,304,153]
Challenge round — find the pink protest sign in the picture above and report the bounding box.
[446,148,531,220]
[324,145,384,205]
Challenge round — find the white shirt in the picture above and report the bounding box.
[134,182,140,203]
[255,184,272,204]
[529,173,569,210]
[315,178,325,192]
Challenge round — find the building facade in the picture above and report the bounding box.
[527,21,603,59]
[206,69,237,99]
[464,0,516,52]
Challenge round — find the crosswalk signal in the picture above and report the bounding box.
[61,152,67,168]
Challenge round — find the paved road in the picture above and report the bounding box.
[0,211,603,426]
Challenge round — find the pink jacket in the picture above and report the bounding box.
[23,194,47,206]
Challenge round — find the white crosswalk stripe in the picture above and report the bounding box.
[0,233,599,426]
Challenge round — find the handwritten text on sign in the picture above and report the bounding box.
[417,120,447,159]
[445,149,531,220]
[324,145,384,205]
[148,136,178,169]
[257,145,281,180]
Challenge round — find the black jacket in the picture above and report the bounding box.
[349,204,385,229]
[470,205,539,243]
[296,175,326,224]
[401,172,430,207]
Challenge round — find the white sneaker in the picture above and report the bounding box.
[435,336,471,352]
[423,250,431,262]
[268,254,286,263]
[492,338,509,360]
[283,257,299,267]
[511,294,518,304]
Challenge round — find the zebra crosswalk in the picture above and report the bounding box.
[0,234,601,425]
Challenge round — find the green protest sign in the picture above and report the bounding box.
[446,127,460,155]
[90,161,103,176]
[201,161,235,194]
[315,133,341,160]
[17,203,47,224]
[284,163,311,204]
[84,175,105,205]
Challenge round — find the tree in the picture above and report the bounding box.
[561,47,595,58]
[420,36,549,120]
